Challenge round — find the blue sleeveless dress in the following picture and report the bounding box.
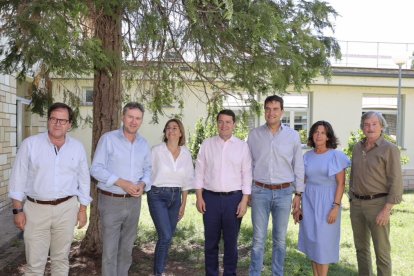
[298,149,350,264]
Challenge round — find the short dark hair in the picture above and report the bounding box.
[163,118,186,146]
[217,109,236,123]
[264,95,284,110]
[47,102,74,122]
[307,120,338,149]
[122,102,145,115]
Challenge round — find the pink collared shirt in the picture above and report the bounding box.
[194,135,252,195]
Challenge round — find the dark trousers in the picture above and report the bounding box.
[203,190,243,276]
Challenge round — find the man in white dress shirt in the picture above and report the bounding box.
[9,102,92,275]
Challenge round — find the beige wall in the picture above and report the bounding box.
[311,85,362,148]
[2,68,413,212]
[53,69,414,189]
[71,91,209,164]
[312,73,414,172]
[52,79,210,163]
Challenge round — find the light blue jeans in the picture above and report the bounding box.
[249,184,293,276]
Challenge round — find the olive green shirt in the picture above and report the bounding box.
[349,135,403,204]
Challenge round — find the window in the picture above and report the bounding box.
[83,88,93,105]
[281,110,308,131]
[280,94,310,134]
[223,93,310,134]
[16,97,31,148]
[362,94,404,145]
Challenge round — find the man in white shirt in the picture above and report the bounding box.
[9,102,92,275]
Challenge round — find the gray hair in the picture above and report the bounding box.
[122,102,145,115]
[360,111,388,130]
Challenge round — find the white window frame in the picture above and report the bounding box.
[82,88,93,106]
[16,97,31,148]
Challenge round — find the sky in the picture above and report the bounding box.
[326,0,414,43]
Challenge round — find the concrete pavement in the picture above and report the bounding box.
[0,206,24,270]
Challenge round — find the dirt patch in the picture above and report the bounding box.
[0,242,215,276]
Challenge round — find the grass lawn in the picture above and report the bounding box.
[75,191,414,275]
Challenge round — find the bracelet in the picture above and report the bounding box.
[333,202,341,206]
[294,192,302,197]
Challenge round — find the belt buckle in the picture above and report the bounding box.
[369,195,374,200]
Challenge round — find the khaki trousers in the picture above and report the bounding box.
[350,197,391,276]
[23,196,78,276]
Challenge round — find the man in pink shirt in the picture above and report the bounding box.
[195,109,253,276]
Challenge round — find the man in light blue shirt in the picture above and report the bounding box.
[9,102,92,275]
[91,102,151,276]
[248,95,305,276]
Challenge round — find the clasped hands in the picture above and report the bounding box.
[116,179,145,197]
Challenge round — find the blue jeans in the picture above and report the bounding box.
[249,184,293,276]
[147,186,181,276]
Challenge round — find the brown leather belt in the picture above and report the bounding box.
[352,192,388,200]
[27,195,73,205]
[255,181,291,190]
[98,188,131,198]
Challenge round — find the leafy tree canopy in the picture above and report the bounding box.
[1,0,341,254]
[1,0,340,120]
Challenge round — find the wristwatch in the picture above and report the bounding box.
[12,208,24,214]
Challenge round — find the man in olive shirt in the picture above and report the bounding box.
[349,111,403,276]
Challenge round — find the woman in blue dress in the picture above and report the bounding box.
[296,121,350,276]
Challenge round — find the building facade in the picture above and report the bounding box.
[0,74,46,212]
[55,67,414,190]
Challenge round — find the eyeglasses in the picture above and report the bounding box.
[48,117,70,125]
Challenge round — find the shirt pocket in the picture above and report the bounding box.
[59,152,81,174]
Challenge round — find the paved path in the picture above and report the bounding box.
[0,207,24,270]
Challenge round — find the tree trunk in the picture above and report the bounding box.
[80,5,123,255]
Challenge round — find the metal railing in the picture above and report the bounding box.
[331,41,414,69]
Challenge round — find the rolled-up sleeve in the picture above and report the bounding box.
[241,143,253,195]
[90,134,119,187]
[292,136,305,192]
[9,140,30,201]
[183,151,195,191]
[194,142,207,190]
[386,146,403,204]
[141,146,152,192]
[77,146,92,205]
